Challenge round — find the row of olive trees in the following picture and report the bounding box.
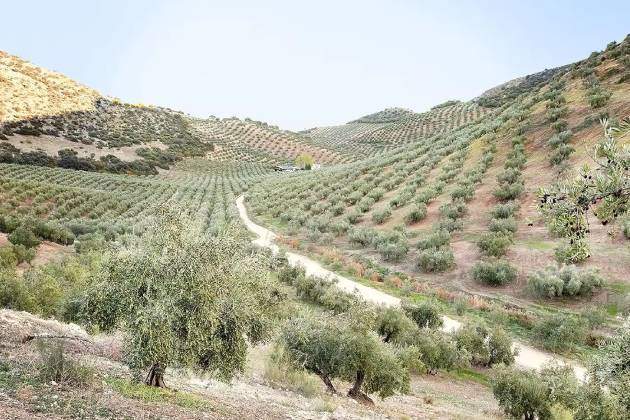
[274,264,516,404]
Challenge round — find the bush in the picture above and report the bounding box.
[493,182,524,201]
[533,314,586,352]
[357,196,375,213]
[403,301,443,329]
[477,232,513,257]
[372,208,392,224]
[376,239,409,262]
[455,322,515,367]
[436,217,463,233]
[527,265,604,298]
[550,144,575,165]
[439,200,467,220]
[0,246,18,268]
[492,366,552,420]
[489,217,518,235]
[345,210,361,224]
[418,247,455,272]
[491,202,519,219]
[472,260,517,286]
[411,330,466,374]
[348,227,378,247]
[404,203,427,224]
[416,229,450,250]
[8,226,41,249]
[497,168,521,184]
[0,268,33,311]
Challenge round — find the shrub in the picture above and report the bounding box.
[0,268,33,311]
[357,196,375,213]
[416,229,450,250]
[497,168,521,184]
[491,202,519,219]
[8,226,41,249]
[450,185,474,202]
[533,314,586,352]
[418,247,455,272]
[489,217,518,235]
[348,227,378,247]
[472,260,517,286]
[329,221,350,236]
[372,208,392,224]
[477,232,513,257]
[345,210,361,224]
[528,265,604,298]
[416,188,437,204]
[455,322,515,367]
[493,182,524,201]
[0,246,18,268]
[411,330,466,374]
[376,239,409,262]
[403,301,443,329]
[439,200,467,220]
[404,203,427,224]
[436,218,463,233]
[492,366,552,420]
[550,144,575,165]
[551,120,568,132]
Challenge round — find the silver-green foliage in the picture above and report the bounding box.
[82,210,283,385]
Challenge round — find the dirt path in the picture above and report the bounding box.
[236,195,587,380]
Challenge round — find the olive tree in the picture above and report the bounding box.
[492,366,553,420]
[454,322,516,367]
[279,312,411,404]
[82,211,284,387]
[539,118,629,262]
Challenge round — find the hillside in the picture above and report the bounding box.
[305,101,490,158]
[248,36,630,356]
[0,36,629,420]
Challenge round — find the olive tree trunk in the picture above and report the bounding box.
[347,370,374,405]
[145,363,166,387]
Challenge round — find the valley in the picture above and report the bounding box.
[0,34,628,420]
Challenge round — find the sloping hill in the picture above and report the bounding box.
[306,101,490,158]
[0,50,343,173]
[249,36,630,335]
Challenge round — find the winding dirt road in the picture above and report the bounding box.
[236,195,586,379]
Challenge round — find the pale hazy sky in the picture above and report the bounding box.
[2,1,628,130]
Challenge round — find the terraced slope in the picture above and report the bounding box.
[306,101,490,158]
[193,116,347,165]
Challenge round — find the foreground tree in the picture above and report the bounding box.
[538,118,629,262]
[279,312,411,404]
[82,210,284,387]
